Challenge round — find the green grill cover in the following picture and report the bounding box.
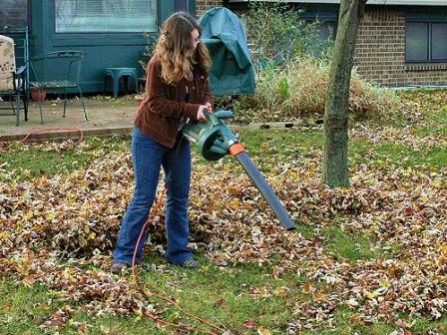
[199,7,256,96]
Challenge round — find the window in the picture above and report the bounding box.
[317,20,337,42]
[306,20,336,57]
[406,21,447,63]
[55,0,157,33]
[432,23,447,60]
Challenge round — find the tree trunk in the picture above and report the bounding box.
[322,0,367,188]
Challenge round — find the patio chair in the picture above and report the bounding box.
[0,34,28,126]
[28,50,88,124]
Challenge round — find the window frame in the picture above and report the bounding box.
[405,20,447,64]
[53,0,158,34]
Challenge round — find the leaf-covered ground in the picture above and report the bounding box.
[1,90,447,334]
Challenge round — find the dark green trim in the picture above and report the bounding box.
[406,14,447,22]
[277,3,340,20]
[406,6,447,21]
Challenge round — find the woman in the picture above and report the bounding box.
[112,12,213,273]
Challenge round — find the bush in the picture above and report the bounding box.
[235,57,401,122]
[139,33,157,74]
[243,1,328,64]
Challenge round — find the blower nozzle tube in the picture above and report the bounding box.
[231,148,296,231]
[181,110,296,231]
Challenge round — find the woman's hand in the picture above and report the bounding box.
[205,102,213,113]
[196,105,210,122]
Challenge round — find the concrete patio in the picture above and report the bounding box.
[0,95,304,143]
[0,95,138,141]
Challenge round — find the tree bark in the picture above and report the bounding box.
[322,0,367,188]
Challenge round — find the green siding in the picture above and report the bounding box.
[0,0,28,27]
[29,0,191,93]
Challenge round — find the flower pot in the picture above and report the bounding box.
[30,89,46,102]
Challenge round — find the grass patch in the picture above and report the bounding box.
[350,138,447,171]
[136,256,302,334]
[0,136,129,181]
[237,128,323,156]
[235,128,447,172]
[0,279,59,335]
[321,225,378,262]
[375,143,447,170]
[3,127,447,184]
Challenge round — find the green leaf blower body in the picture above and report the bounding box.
[181,110,296,231]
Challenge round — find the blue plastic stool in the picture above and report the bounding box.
[104,67,138,98]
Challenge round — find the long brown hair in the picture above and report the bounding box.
[154,12,212,84]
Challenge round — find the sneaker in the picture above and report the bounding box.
[111,262,129,274]
[181,258,200,269]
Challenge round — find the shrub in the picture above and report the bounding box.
[243,1,329,64]
[139,33,157,74]
[235,57,401,122]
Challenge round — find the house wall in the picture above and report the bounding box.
[355,7,447,87]
[0,0,28,27]
[224,2,447,88]
[196,0,225,16]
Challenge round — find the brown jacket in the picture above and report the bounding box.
[135,55,213,148]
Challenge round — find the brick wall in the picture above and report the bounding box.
[355,8,447,87]
[196,0,224,16]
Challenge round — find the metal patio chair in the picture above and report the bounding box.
[28,50,88,124]
[0,34,28,126]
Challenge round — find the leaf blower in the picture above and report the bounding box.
[181,110,296,231]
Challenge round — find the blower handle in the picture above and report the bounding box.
[203,109,234,125]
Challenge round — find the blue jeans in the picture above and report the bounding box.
[113,127,192,265]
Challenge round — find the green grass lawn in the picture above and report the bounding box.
[1,90,447,334]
